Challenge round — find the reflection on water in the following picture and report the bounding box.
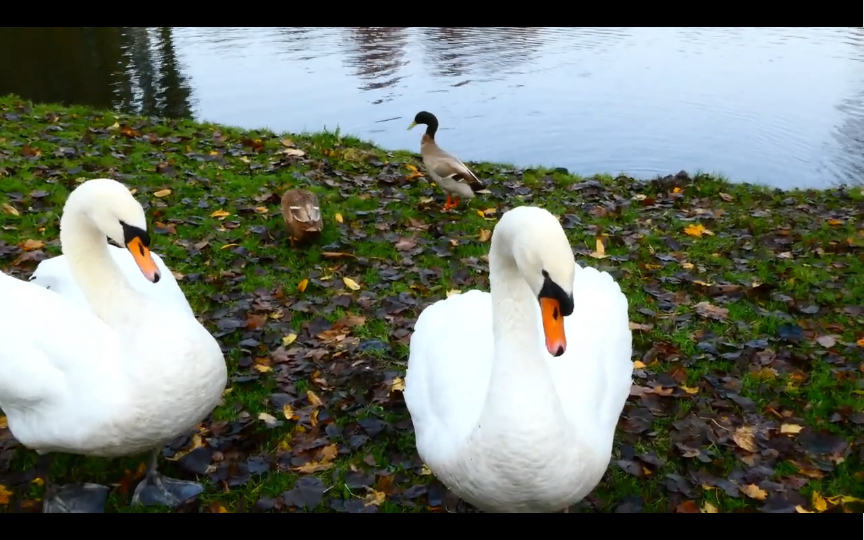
[2,27,864,189]
[0,27,193,118]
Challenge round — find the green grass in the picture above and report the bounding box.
[0,94,862,513]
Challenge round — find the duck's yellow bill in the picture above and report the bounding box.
[407,121,417,130]
[126,236,161,283]
[540,297,566,357]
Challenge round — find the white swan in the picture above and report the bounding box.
[0,179,227,513]
[29,243,194,318]
[403,206,633,513]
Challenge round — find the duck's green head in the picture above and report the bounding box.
[407,111,438,131]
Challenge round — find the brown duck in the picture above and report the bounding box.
[281,188,323,247]
[408,111,487,212]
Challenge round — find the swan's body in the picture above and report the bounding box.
[0,179,227,512]
[29,244,194,318]
[404,206,633,513]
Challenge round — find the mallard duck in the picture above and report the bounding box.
[0,179,227,513]
[281,188,323,247]
[408,111,486,212]
[403,206,634,513]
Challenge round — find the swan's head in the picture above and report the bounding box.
[66,179,161,283]
[500,206,576,357]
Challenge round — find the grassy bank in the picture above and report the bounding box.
[1,94,863,513]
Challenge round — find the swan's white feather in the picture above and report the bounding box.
[28,244,193,318]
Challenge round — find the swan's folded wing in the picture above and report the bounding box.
[404,290,494,461]
[549,265,633,438]
[0,272,123,411]
[30,245,194,318]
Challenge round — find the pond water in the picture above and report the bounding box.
[2,27,864,190]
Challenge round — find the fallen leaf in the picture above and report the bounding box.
[633,360,647,369]
[732,426,758,452]
[335,213,344,223]
[681,385,699,395]
[307,390,323,407]
[363,490,386,507]
[478,229,492,242]
[0,484,10,505]
[0,415,6,429]
[21,239,44,251]
[780,423,803,435]
[629,321,654,331]
[719,192,735,202]
[282,148,306,157]
[297,279,309,293]
[694,301,729,320]
[589,234,607,259]
[827,218,843,226]
[153,189,171,198]
[2,203,19,216]
[446,289,461,298]
[675,500,700,513]
[740,484,767,500]
[812,491,828,512]
[701,502,719,513]
[343,277,361,291]
[795,505,813,513]
[294,461,333,474]
[390,377,405,394]
[282,333,297,346]
[684,223,714,237]
[816,335,837,348]
[210,209,230,219]
[258,412,278,427]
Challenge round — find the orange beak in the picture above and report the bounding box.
[126,236,161,283]
[540,297,566,357]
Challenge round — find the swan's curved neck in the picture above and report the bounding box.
[482,222,562,422]
[59,204,132,318]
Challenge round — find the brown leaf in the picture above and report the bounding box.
[719,192,735,202]
[0,415,6,429]
[740,484,767,500]
[394,237,417,251]
[21,239,44,251]
[478,229,492,242]
[732,426,758,453]
[363,490,386,507]
[297,279,309,293]
[694,301,729,320]
[294,460,333,474]
[210,209,230,219]
[0,484,10,505]
[675,500,700,513]
[153,189,171,198]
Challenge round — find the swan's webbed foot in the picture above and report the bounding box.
[131,448,203,508]
[43,483,110,513]
[131,474,203,507]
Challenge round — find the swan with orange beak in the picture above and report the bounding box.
[0,179,226,513]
